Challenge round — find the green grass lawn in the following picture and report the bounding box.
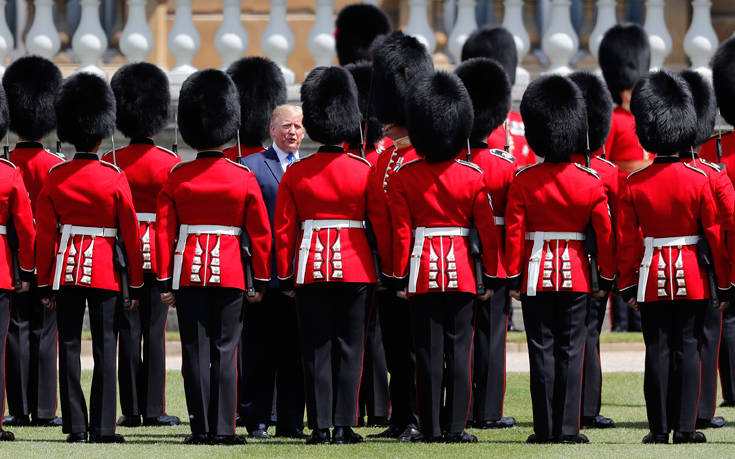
[4,371,735,457]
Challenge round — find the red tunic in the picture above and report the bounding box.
[274,146,378,285]
[102,139,180,274]
[0,159,35,290]
[35,153,144,291]
[617,156,729,301]
[700,132,735,186]
[505,162,616,294]
[570,154,621,248]
[388,158,498,295]
[604,107,652,164]
[9,141,64,209]
[155,151,271,291]
[487,110,535,168]
[223,144,266,161]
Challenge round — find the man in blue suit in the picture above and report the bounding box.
[239,104,306,439]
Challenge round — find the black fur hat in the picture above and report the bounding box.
[460,26,518,85]
[300,66,361,146]
[335,4,392,66]
[344,60,383,148]
[599,23,651,105]
[0,86,9,141]
[630,70,696,155]
[226,57,287,146]
[455,57,510,142]
[370,31,434,126]
[568,71,613,152]
[405,71,473,162]
[110,62,170,139]
[2,56,62,140]
[680,70,716,147]
[712,37,735,126]
[520,75,587,162]
[178,69,240,151]
[55,73,115,152]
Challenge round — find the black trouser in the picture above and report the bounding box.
[522,292,587,439]
[118,273,168,418]
[698,306,722,420]
[379,292,418,428]
[57,287,119,436]
[297,282,369,430]
[719,305,735,402]
[612,295,641,331]
[0,292,10,428]
[237,288,304,432]
[581,292,608,418]
[471,285,509,423]
[6,280,58,420]
[410,292,475,438]
[640,300,704,435]
[177,287,243,436]
[358,289,389,421]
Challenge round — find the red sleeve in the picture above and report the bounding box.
[154,176,178,284]
[368,163,394,277]
[243,171,272,282]
[712,170,735,231]
[116,173,143,288]
[386,172,412,280]
[699,180,730,290]
[503,178,526,281]
[34,182,57,288]
[472,181,499,278]
[274,170,298,281]
[590,180,615,280]
[616,180,642,292]
[10,169,35,273]
[603,119,617,162]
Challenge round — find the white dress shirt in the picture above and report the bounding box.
[272,143,300,172]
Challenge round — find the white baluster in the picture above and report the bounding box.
[684,0,717,79]
[447,0,477,63]
[0,0,11,75]
[644,0,671,70]
[362,0,379,5]
[167,0,201,86]
[26,0,60,59]
[72,0,108,78]
[541,0,578,74]
[503,0,531,86]
[588,0,616,62]
[405,0,437,53]
[215,0,249,69]
[261,0,295,85]
[307,0,336,67]
[120,0,154,62]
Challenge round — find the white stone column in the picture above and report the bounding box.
[644,0,671,70]
[261,0,295,84]
[447,0,477,63]
[307,0,336,67]
[167,0,201,86]
[71,0,108,78]
[588,0,616,62]
[363,0,379,5]
[26,0,60,59]
[503,0,531,86]
[541,0,578,74]
[684,0,717,79]
[120,0,154,62]
[405,0,436,53]
[0,0,12,75]
[215,0,249,69]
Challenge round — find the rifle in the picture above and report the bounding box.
[4,142,20,290]
[469,226,486,296]
[240,229,256,298]
[365,221,383,289]
[113,238,132,309]
[584,132,600,293]
[697,236,721,309]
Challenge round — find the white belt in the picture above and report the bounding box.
[637,235,700,302]
[53,225,117,290]
[409,227,470,293]
[494,217,505,226]
[0,225,6,235]
[137,212,156,223]
[172,224,242,290]
[297,219,365,284]
[525,231,585,296]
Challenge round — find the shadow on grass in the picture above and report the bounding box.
[609,421,649,429]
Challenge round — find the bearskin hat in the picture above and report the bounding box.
[344,61,383,148]
[460,26,518,85]
[335,4,392,66]
[110,62,170,139]
[370,31,434,126]
[2,56,62,140]
[680,70,716,147]
[301,66,361,146]
[0,86,9,141]
[177,69,240,151]
[712,37,735,127]
[226,57,287,146]
[455,57,510,142]
[55,73,115,152]
[568,71,613,152]
[520,75,587,162]
[405,71,473,162]
[599,23,651,105]
[630,70,697,155]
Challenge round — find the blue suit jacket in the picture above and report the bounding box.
[241,147,284,288]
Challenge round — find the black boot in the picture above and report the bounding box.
[305,428,330,445]
[332,427,363,444]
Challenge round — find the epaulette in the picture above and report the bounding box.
[683,162,708,177]
[394,158,422,173]
[514,162,541,176]
[346,153,372,167]
[45,148,65,160]
[626,164,651,179]
[101,148,122,158]
[489,149,514,163]
[156,146,178,157]
[225,158,251,172]
[574,163,600,179]
[0,158,16,169]
[699,158,722,172]
[456,159,483,174]
[99,160,122,173]
[48,160,72,173]
[594,156,616,168]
